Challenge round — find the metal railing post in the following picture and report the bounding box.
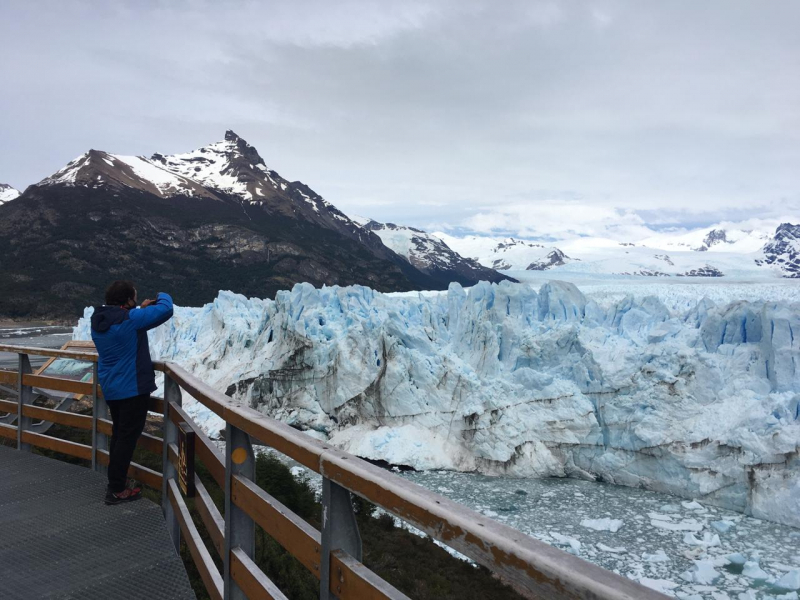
[224,423,255,600]
[320,477,363,600]
[163,374,182,552]
[17,353,33,451]
[90,363,107,472]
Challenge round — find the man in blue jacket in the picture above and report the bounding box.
[91,281,174,505]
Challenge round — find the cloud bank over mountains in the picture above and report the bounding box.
[1,1,798,241]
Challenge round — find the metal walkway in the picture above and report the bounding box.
[0,445,196,600]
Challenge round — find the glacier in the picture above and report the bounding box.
[74,280,800,527]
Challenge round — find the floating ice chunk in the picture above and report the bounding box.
[742,559,770,580]
[659,504,682,513]
[692,559,722,584]
[683,531,721,548]
[727,553,748,565]
[770,592,799,600]
[711,520,736,533]
[775,569,800,591]
[649,512,674,521]
[597,543,627,553]
[549,532,581,554]
[682,500,706,511]
[679,560,721,585]
[642,549,670,563]
[651,518,704,532]
[580,518,624,532]
[639,578,679,594]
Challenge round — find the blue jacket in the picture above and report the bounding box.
[90,293,174,401]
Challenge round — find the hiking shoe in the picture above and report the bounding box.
[105,487,142,505]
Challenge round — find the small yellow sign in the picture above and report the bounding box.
[231,447,248,465]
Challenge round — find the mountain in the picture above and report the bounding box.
[434,224,800,279]
[525,248,572,271]
[354,218,512,287]
[637,225,772,254]
[0,183,20,205]
[433,233,573,271]
[0,131,474,319]
[756,223,800,277]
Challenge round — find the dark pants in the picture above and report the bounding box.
[107,394,149,493]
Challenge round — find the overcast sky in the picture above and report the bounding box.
[1,0,798,240]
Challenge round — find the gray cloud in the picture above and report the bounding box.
[1,0,798,239]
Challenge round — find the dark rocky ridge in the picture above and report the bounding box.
[360,219,513,287]
[0,185,443,319]
[756,223,800,277]
[0,132,488,319]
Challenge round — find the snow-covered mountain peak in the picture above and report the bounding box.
[756,222,800,277]
[361,219,453,267]
[0,183,20,205]
[361,219,512,284]
[150,131,279,202]
[37,149,218,199]
[701,228,731,249]
[435,232,570,271]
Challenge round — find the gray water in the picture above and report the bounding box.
[0,325,74,369]
[400,470,800,599]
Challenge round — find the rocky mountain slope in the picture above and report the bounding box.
[355,218,512,287]
[0,183,19,205]
[756,223,800,277]
[433,233,574,271]
[1,132,507,319]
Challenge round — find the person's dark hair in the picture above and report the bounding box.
[105,280,136,306]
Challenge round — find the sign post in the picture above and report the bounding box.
[177,422,195,497]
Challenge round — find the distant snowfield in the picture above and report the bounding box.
[508,271,800,309]
[435,220,799,281]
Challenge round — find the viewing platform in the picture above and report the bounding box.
[0,444,195,600]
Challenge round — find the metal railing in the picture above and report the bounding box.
[0,343,669,600]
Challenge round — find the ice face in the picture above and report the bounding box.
[73,279,800,527]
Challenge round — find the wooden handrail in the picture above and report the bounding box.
[20,430,93,461]
[163,362,663,600]
[169,479,224,600]
[230,547,288,600]
[0,422,18,440]
[232,474,322,576]
[0,344,98,361]
[165,364,326,472]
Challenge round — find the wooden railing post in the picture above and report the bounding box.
[17,353,33,451]
[163,374,182,552]
[320,477,363,600]
[90,363,108,473]
[224,423,255,600]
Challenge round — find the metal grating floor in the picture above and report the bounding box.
[0,444,196,600]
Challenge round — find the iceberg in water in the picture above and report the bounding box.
[74,280,800,527]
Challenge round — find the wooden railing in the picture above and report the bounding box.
[0,343,669,600]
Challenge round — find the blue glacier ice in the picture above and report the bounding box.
[74,280,800,527]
